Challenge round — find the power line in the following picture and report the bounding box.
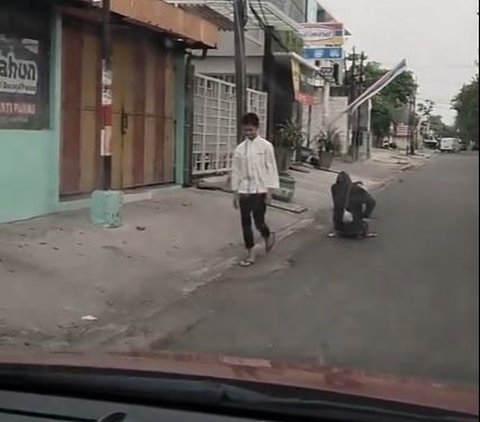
[256,0,269,27]
[248,0,290,52]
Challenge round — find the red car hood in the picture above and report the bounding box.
[0,352,477,416]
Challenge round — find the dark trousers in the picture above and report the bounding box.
[239,193,270,249]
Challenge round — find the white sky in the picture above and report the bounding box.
[319,0,479,124]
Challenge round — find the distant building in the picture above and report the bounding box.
[391,105,413,150]
[396,123,410,138]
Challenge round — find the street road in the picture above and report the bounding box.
[159,153,479,389]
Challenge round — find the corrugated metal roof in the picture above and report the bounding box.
[165,0,302,32]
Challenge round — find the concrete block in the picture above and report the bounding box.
[274,175,296,203]
[90,190,123,228]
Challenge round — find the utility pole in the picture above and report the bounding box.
[233,0,247,142]
[348,47,358,160]
[306,104,313,148]
[407,75,418,155]
[304,1,312,148]
[263,26,275,141]
[91,0,122,228]
[348,49,365,161]
[355,51,365,160]
[407,93,417,155]
[100,0,112,190]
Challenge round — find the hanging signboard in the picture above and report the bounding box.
[291,59,301,97]
[0,4,50,129]
[304,47,344,61]
[291,59,320,106]
[319,66,335,82]
[300,22,344,47]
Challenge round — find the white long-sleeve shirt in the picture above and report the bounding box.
[231,136,280,194]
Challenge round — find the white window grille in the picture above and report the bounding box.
[192,74,268,175]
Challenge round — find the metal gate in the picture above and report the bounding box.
[192,74,268,175]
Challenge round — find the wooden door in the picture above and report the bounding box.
[111,35,176,189]
[60,20,101,197]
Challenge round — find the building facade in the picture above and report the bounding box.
[165,0,326,175]
[0,0,219,223]
[0,0,61,223]
[301,0,351,154]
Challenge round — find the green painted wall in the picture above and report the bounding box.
[1,19,192,223]
[174,53,187,186]
[0,12,61,224]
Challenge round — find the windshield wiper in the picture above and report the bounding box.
[0,366,476,422]
[0,407,127,422]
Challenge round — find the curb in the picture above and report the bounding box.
[400,161,428,172]
[63,172,398,351]
[65,215,316,351]
[67,176,393,350]
[80,219,317,352]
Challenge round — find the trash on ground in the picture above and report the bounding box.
[81,315,98,322]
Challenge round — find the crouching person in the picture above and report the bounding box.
[330,171,377,238]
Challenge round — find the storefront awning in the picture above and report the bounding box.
[74,0,220,48]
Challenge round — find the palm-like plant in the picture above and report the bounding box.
[274,121,305,173]
[275,121,305,149]
[315,126,342,154]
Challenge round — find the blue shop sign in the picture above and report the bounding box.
[304,47,344,61]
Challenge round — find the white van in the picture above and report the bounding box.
[440,138,460,153]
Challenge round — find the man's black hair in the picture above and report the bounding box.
[241,112,260,127]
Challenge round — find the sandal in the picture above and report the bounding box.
[239,259,255,267]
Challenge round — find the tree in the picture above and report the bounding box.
[417,99,434,118]
[427,115,456,138]
[362,62,417,146]
[452,73,479,146]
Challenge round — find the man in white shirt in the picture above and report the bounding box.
[231,113,280,267]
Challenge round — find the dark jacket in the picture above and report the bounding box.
[331,172,376,235]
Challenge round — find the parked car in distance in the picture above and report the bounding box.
[382,137,397,149]
[440,137,461,153]
[424,138,438,150]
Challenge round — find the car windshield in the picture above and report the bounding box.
[0,0,478,419]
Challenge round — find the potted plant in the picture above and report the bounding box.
[273,121,304,203]
[315,127,342,169]
[274,121,305,174]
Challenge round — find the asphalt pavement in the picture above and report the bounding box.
[159,153,479,389]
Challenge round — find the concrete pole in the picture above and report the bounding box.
[91,0,123,228]
[101,0,112,188]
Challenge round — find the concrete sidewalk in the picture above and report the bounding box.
[0,149,431,350]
